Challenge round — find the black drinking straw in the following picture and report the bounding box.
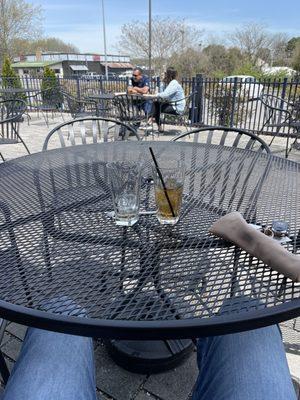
[149,147,175,218]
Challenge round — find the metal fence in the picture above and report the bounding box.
[1,74,299,135]
[191,75,300,135]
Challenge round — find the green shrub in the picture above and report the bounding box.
[41,66,62,107]
[232,63,262,80]
[1,57,25,100]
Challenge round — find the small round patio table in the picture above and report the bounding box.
[0,141,299,371]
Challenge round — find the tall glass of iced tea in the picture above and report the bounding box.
[152,160,185,225]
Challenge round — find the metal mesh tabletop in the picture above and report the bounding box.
[0,141,299,339]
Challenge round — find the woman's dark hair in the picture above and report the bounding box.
[164,67,177,84]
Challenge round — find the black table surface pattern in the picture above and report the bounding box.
[0,141,299,339]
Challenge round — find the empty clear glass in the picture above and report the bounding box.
[107,161,142,226]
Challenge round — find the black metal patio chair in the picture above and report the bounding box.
[37,117,140,270]
[62,91,99,119]
[28,87,64,127]
[173,126,271,299]
[84,93,116,118]
[113,94,151,136]
[0,99,30,160]
[173,125,270,153]
[173,126,270,215]
[159,92,197,133]
[172,126,271,232]
[258,94,300,158]
[43,116,140,150]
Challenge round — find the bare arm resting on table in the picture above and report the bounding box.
[209,211,300,282]
[128,86,149,95]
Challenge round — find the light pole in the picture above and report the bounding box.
[101,0,108,80]
[148,0,152,77]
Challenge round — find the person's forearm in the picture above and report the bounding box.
[209,212,300,282]
[134,87,149,94]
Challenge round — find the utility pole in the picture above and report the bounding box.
[101,0,108,80]
[148,0,152,77]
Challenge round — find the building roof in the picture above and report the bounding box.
[16,52,129,57]
[11,61,60,68]
[101,62,133,69]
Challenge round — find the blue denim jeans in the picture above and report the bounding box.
[2,325,296,400]
[2,328,97,400]
[192,325,296,400]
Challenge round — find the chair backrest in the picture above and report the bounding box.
[113,94,148,123]
[39,118,140,218]
[259,94,294,127]
[0,99,26,143]
[28,87,62,108]
[0,99,26,123]
[43,116,140,151]
[163,92,197,124]
[173,126,270,153]
[61,91,98,118]
[173,126,270,219]
[41,87,63,108]
[183,92,197,115]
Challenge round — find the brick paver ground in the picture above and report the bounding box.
[0,113,299,399]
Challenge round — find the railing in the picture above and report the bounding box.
[0,75,299,135]
[192,76,300,135]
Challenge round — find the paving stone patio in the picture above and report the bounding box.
[0,112,299,399]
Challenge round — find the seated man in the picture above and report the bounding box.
[127,67,152,116]
[127,67,150,96]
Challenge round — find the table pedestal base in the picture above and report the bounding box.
[105,339,194,374]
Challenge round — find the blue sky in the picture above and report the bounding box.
[30,0,300,54]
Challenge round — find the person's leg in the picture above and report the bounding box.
[161,104,178,115]
[157,104,178,132]
[149,101,160,125]
[3,328,97,400]
[192,325,296,400]
[142,100,152,117]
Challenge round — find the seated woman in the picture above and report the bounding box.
[150,67,186,132]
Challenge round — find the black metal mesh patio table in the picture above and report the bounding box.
[0,141,299,342]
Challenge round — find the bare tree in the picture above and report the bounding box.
[0,0,42,63]
[292,43,300,72]
[229,23,273,64]
[169,47,205,78]
[118,17,203,74]
[270,33,290,66]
